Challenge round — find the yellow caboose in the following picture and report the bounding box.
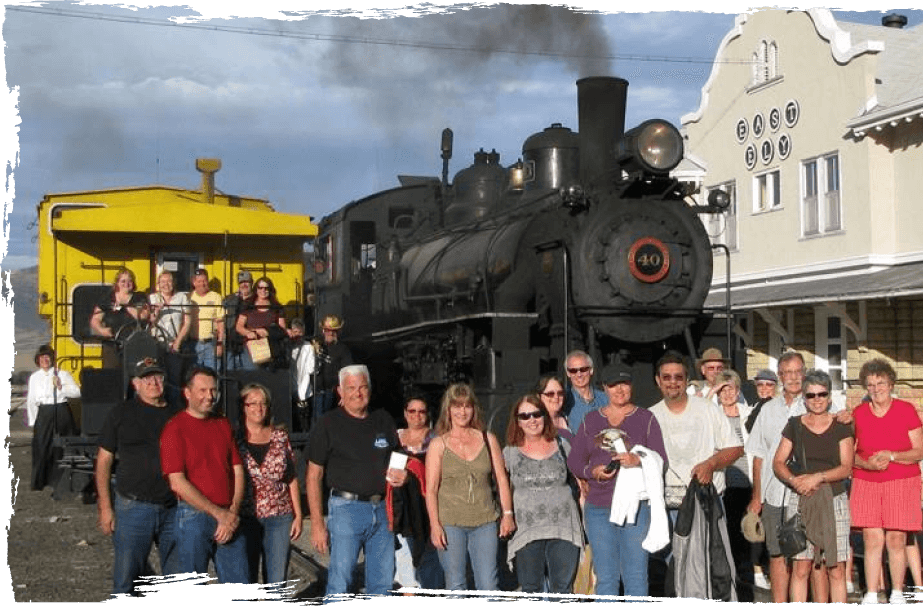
[36,158,318,381]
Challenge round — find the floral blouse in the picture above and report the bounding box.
[239,427,296,519]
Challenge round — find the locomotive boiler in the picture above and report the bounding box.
[312,76,725,418]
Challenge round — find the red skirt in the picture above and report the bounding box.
[850,476,922,531]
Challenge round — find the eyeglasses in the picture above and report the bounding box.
[804,391,829,400]
[139,374,164,384]
[244,400,267,407]
[406,409,427,415]
[256,285,270,291]
[567,366,591,375]
[541,390,565,398]
[516,411,544,421]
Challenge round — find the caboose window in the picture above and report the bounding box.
[71,284,114,344]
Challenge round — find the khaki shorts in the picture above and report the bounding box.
[761,502,784,557]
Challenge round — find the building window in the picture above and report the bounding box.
[802,153,841,236]
[753,170,781,212]
[815,310,845,392]
[705,181,737,251]
[751,39,781,86]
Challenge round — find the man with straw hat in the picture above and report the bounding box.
[312,315,353,425]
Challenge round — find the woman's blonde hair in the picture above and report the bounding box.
[435,383,485,435]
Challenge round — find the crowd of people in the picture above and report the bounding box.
[23,272,923,600]
[302,349,923,602]
[86,267,349,429]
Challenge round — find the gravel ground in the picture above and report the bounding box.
[7,409,114,602]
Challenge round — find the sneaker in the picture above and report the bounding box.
[753,572,771,590]
[889,590,906,604]
[862,591,879,604]
[846,581,856,594]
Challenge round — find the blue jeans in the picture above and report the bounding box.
[191,341,217,371]
[175,501,249,583]
[438,521,499,591]
[514,538,581,594]
[584,501,651,597]
[112,493,180,596]
[326,495,395,596]
[242,514,293,585]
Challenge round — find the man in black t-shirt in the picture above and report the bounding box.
[95,358,182,596]
[306,364,406,596]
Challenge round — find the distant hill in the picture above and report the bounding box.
[8,265,50,374]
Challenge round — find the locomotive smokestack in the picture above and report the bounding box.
[577,77,628,187]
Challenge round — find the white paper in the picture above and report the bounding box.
[389,451,408,470]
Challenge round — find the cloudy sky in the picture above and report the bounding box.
[0,1,916,272]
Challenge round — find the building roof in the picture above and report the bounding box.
[834,17,923,137]
[705,261,923,310]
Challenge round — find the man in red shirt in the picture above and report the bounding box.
[160,366,248,582]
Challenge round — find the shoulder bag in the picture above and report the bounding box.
[778,419,808,558]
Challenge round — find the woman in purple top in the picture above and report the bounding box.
[567,362,668,597]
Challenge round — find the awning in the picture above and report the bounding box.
[51,200,318,238]
[705,262,923,310]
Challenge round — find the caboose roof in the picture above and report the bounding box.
[46,192,316,238]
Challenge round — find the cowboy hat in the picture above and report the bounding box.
[696,347,730,368]
[34,344,56,366]
[320,315,344,331]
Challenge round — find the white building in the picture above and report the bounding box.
[682,9,923,406]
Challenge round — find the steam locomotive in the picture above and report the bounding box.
[312,76,728,421]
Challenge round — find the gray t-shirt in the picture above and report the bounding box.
[502,443,584,563]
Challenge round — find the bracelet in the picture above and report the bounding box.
[891,452,896,462]
[503,510,514,516]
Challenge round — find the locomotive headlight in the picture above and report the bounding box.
[616,120,684,176]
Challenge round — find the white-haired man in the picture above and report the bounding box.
[306,365,407,596]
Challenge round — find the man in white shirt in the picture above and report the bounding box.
[289,318,316,431]
[27,344,80,490]
[651,351,744,509]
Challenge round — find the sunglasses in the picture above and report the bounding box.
[567,366,591,375]
[406,409,427,415]
[804,391,829,400]
[517,411,544,421]
[256,285,270,290]
[541,390,565,398]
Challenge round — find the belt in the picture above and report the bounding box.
[191,338,214,343]
[331,489,384,504]
[118,491,176,507]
